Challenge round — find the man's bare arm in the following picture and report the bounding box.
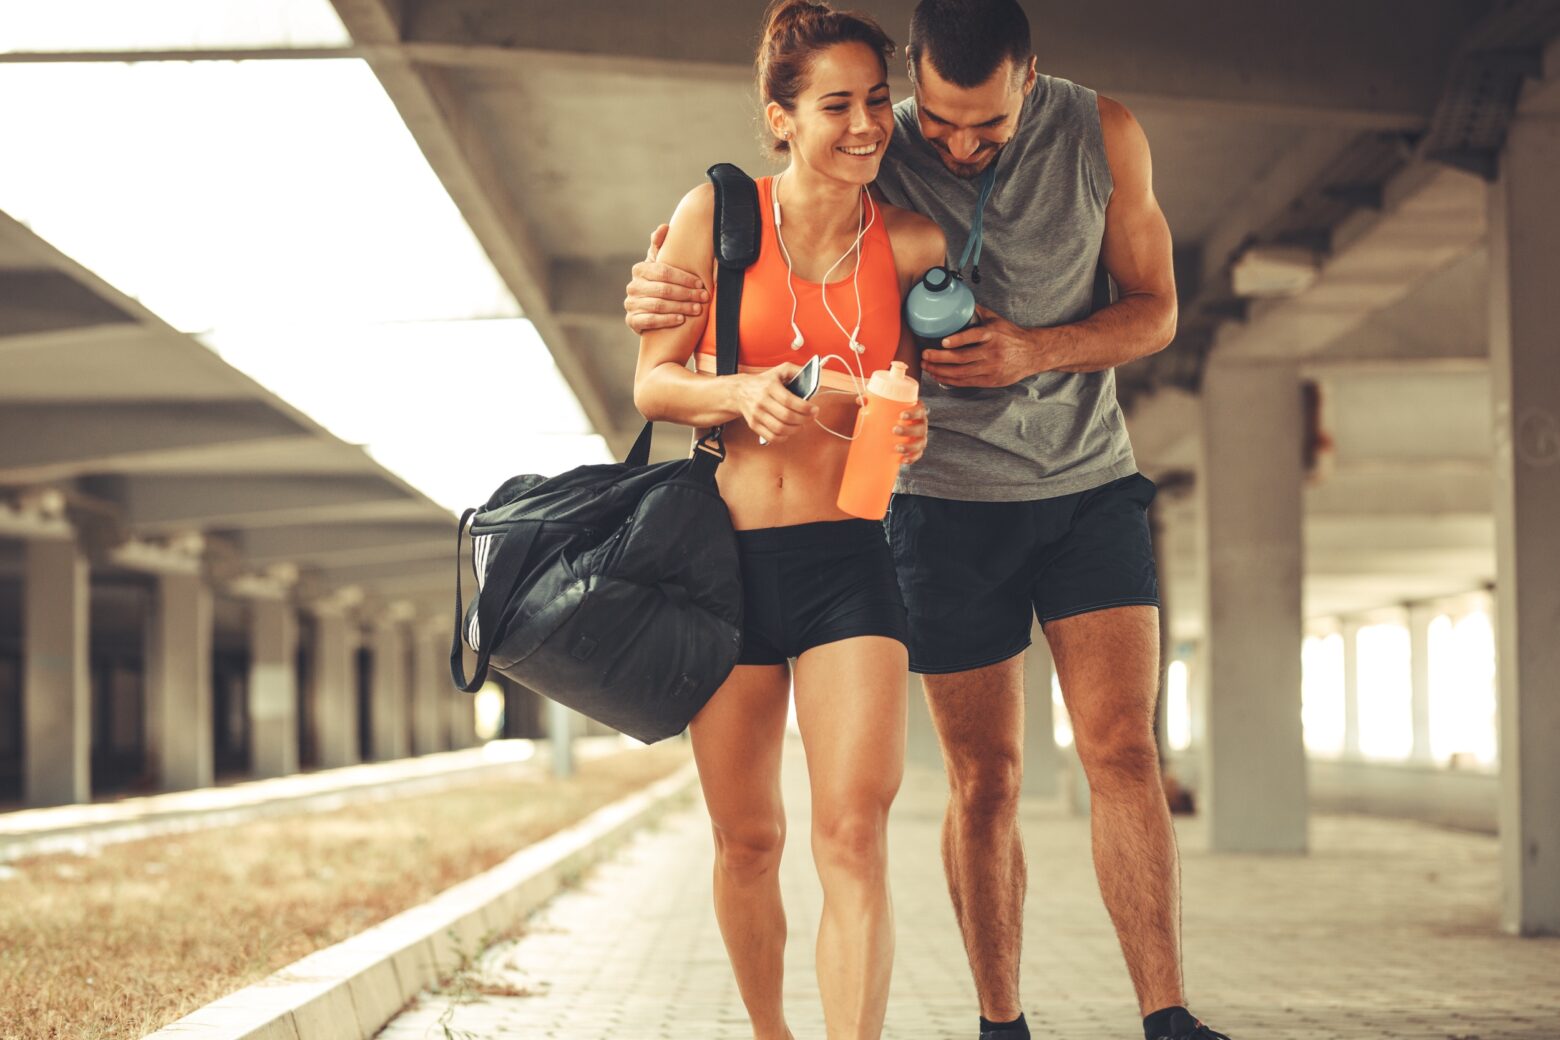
[624,224,709,334]
[923,95,1175,386]
[1043,95,1176,373]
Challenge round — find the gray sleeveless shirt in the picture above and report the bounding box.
[874,75,1138,501]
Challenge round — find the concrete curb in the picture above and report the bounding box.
[142,760,700,1040]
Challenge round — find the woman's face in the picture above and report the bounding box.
[771,41,894,186]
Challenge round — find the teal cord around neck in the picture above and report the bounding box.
[956,162,999,281]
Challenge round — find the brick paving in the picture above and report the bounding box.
[378,739,1560,1039]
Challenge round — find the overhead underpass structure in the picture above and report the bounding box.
[1,0,1557,938]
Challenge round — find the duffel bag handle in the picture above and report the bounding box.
[449,509,543,693]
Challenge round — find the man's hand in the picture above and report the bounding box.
[625,224,710,335]
[920,304,1041,388]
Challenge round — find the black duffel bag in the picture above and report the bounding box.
[448,163,760,743]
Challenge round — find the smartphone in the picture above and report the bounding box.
[784,355,822,401]
[760,356,822,445]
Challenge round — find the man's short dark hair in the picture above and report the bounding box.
[908,0,1033,88]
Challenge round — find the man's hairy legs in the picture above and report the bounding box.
[922,605,1184,1019]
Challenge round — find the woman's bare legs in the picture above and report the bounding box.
[689,662,795,1040]
[793,636,908,1040]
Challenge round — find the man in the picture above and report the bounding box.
[626,3,1229,1039]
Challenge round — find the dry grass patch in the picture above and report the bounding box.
[0,741,692,1040]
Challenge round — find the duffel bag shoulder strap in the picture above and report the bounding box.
[706,162,760,380]
[449,508,543,693]
[622,164,758,468]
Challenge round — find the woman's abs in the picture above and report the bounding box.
[704,391,861,530]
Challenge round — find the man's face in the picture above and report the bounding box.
[910,53,1036,178]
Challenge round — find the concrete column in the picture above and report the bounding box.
[410,627,444,755]
[144,571,213,792]
[1407,605,1435,765]
[1197,359,1308,853]
[1341,618,1362,758]
[1022,626,1059,798]
[368,622,409,761]
[1489,107,1560,936]
[309,611,359,769]
[23,537,90,806]
[905,672,945,776]
[247,596,298,779]
[549,698,574,778]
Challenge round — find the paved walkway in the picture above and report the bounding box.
[379,739,1560,1039]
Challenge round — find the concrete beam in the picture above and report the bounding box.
[238,522,453,566]
[0,402,311,482]
[405,0,1476,128]
[1215,164,1487,362]
[119,475,423,532]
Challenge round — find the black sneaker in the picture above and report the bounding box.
[1152,1011,1232,1040]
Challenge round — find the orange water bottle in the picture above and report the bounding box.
[838,361,921,520]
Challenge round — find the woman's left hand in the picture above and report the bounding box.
[893,403,929,466]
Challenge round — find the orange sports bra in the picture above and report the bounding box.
[696,175,901,383]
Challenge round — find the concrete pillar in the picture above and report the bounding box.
[144,571,213,792]
[1488,107,1560,936]
[1407,605,1435,765]
[410,627,444,755]
[1341,618,1362,758]
[309,611,359,769]
[905,672,945,776]
[549,698,575,778]
[23,537,90,806]
[247,596,298,779]
[1022,626,1059,798]
[1196,359,1307,853]
[368,621,409,761]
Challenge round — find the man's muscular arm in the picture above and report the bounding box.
[921,96,1176,386]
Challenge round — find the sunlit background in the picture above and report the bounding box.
[0,0,613,514]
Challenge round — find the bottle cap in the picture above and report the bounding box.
[867,360,920,404]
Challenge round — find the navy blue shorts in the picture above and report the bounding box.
[735,519,909,666]
[886,473,1160,675]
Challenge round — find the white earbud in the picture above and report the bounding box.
[791,327,805,350]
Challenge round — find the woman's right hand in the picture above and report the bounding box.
[732,364,818,444]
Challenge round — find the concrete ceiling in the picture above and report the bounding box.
[5,0,1559,646]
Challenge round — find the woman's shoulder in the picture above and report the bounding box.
[670,180,717,226]
[878,199,946,274]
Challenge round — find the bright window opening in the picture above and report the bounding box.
[1356,622,1413,761]
[1166,658,1191,751]
[473,682,505,742]
[1428,610,1497,768]
[1301,632,1345,756]
[1051,669,1072,749]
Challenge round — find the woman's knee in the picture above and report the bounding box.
[812,803,892,878]
[712,818,785,882]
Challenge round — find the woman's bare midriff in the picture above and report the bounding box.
[695,379,866,531]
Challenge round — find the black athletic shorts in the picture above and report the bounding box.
[735,519,909,665]
[886,473,1159,675]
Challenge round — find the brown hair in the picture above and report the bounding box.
[756,0,896,155]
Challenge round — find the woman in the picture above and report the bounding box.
[634,2,945,1037]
